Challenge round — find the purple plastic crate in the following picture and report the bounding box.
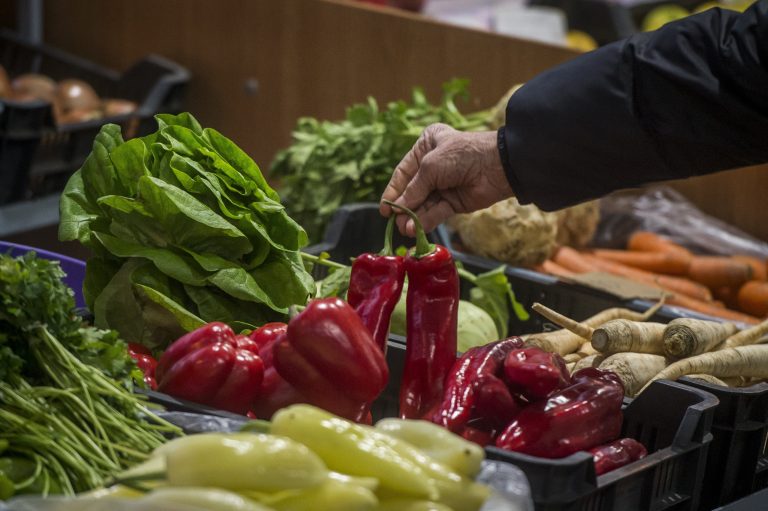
[0,240,86,308]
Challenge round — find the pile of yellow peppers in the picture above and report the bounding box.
[87,404,491,511]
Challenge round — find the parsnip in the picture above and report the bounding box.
[663,318,738,358]
[721,317,768,349]
[599,353,667,397]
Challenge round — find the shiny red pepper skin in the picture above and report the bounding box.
[249,322,288,353]
[273,298,389,421]
[431,337,523,432]
[156,323,264,415]
[128,344,158,390]
[503,347,572,400]
[589,438,647,475]
[495,367,625,458]
[400,244,459,419]
[347,252,405,354]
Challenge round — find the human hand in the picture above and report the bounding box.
[380,123,514,236]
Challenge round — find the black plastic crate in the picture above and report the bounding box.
[714,487,768,510]
[0,29,190,205]
[677,377,768,510]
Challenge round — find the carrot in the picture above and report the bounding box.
[666,293,761,325]
[640,345,768,393]
[572,353,606,373]
[599,353,667,397]
[721,317,768,349]
[713,286,740,309]
[551,246,597,274]
[591,320,668,355]
[591,249,691,276]
[662,318,738,358]
[524,300,665,356]
[733,255,767,282]
[736,281,768,317]
[582,253,713,302]
[628,231,692,257]
[688,256,753,289]
[536,260,575,279]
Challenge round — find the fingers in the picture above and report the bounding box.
[395,192,456,237]
[379,123,452,217]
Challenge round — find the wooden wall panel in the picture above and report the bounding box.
[37,0,768,241]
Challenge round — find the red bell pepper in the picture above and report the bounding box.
[588,438,647,475]
[155,322,264,415]
[273,298,389,421]
[503,347,572,400]
[431,338,523,433]
[347,215,406,354]
[385,201,459,420]
[495,367,625,458]
[128,343,157,390]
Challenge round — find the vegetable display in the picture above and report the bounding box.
[272,79,493,243]
[0,253,179,498]
[59,113,315,348]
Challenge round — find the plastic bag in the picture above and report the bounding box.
[593,185,768,258]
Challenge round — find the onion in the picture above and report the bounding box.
[0,65,10,98]
[11,73,56,101]
[53,79,101,114]
[102,98,138,117]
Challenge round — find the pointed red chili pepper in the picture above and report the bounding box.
[503,347,572,400]
[495,367,625,458]
[128,344,158,390]
[347,215,406,354]
[431,337,523,433]
[155,322,264,415]
[384,201,459,420]
[273,298,389,421]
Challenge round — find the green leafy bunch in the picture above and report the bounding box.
[59,113,315,348]
[272,79,493,243]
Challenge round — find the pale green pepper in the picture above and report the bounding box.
[376,500,453,511]
[374,419,484,478]
[265,477,378,511]
[271,405,462,500]
[141,487,275,511]
[159,433,327,493]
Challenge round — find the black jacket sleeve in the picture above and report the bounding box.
[498,1,768,211]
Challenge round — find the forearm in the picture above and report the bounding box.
[499,2,768,211]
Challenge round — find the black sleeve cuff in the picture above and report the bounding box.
[496,126,531,205]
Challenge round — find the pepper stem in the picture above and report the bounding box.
[300,252,348,270]
[382,200,434,258]
[379,215,397,256]
[240,419,272,434]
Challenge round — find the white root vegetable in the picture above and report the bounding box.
[572,353,606,373]
[591,320,667,355]
[599,353,667,397]
[685,374,729,387]
[563,353,583,363]
[640,345,768,394]
[663,318,737,358]
[722,317,768,349]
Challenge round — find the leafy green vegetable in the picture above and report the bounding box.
[272,79,494,243]
[0,252,180,496]
[457,265,530,338]
[60,113,315,348]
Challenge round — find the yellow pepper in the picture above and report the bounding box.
[265,477,379,511]
[141,487,275,511]
[376,500,453,511]
[374,419,484,478]
[158,433,327,493]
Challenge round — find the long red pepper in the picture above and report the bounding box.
[347,215,406,354]
[495,367,625,458]
[385,200,459,420]
[431,337,523,433]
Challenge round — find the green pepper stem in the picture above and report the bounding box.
[456,267,477,284]
[300,252,348,271]
[240,419,272,434]
[381,200,434,258]
[379,215,396,256]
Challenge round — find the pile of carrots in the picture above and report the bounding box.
[538,231,768,325]
[523,300,768,397]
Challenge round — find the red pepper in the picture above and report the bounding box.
[273,298,389,421]
[461,424,495,447]
[385,201,459,420]
[503,347,572,400]
[128,343,158,390]
[588,438,647,475]
[431,338,523,433]
[495,367,625,458]
[155,322,264,415]
[347,216,406,354]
